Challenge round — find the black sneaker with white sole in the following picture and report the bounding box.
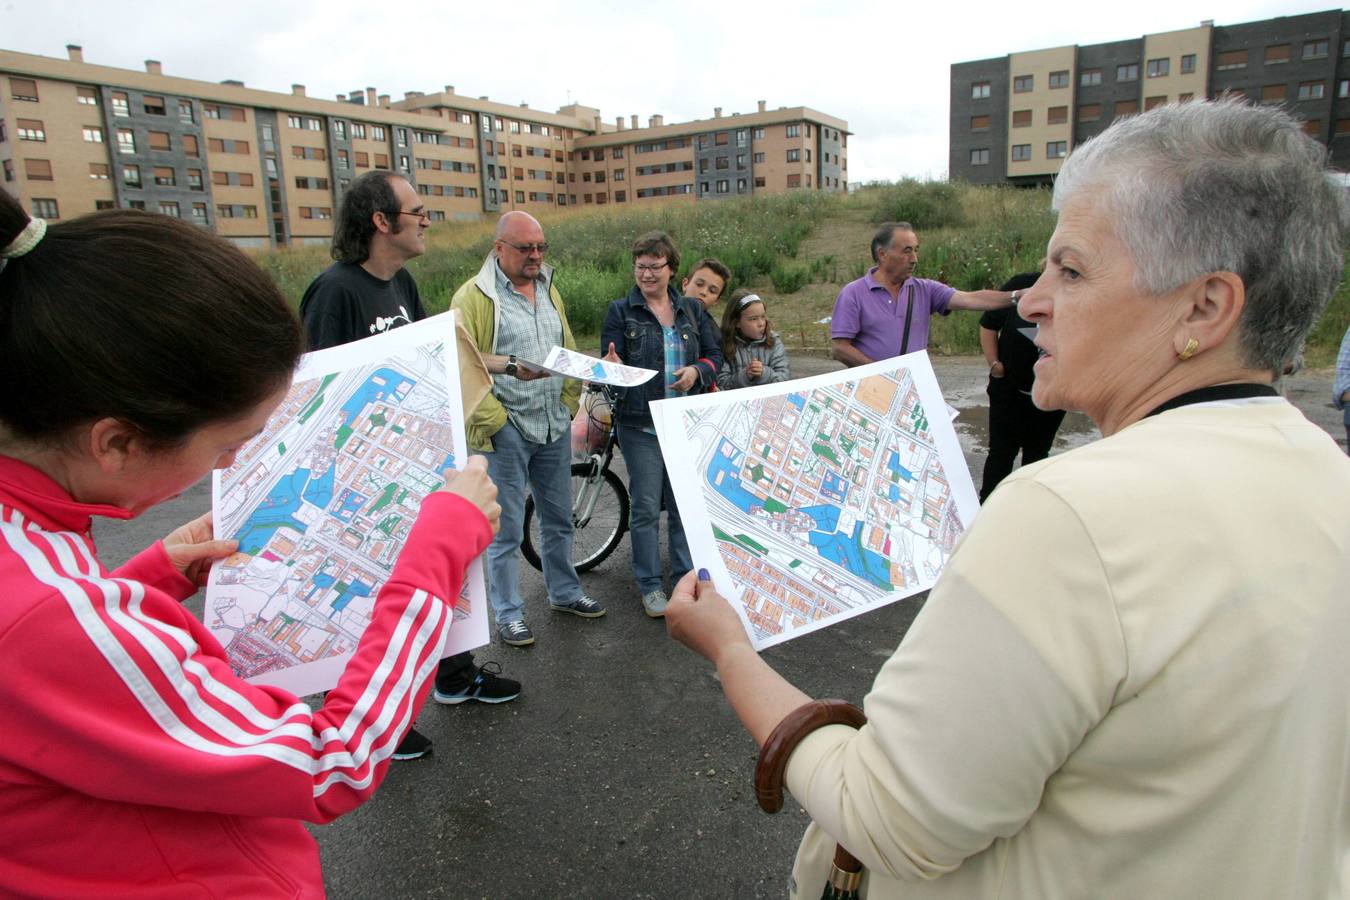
[391,727,433,761]
[434,661,522,705]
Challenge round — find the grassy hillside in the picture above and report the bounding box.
[255,181,1350,366]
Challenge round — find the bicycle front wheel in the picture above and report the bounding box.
[522,464,629,573]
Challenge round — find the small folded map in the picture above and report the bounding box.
[519,346,657,387]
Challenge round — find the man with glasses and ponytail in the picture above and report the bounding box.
[301,171,521,763]
[452,211,605,649]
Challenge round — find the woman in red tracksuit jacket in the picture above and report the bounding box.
[0,192,498,897]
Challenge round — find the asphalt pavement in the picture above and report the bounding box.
[91,354,1345,900]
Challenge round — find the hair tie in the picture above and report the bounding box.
[737,293,762,310]
[1,218,47,258]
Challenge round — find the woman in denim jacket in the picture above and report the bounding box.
[601,231,723,618]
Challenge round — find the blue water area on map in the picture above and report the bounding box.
[888,483,901,502]
[820,469,849,504]
[707,439,890,589]
[439,452,455,473]
[590,362,606,378]
[786,393,806,410]
[340,367,414,428]
[311,571,374,616]
[808,521,892,590]
[236,467,311,555]
[303,464,335,507]
[887,450,913,483]
[333,487,368,522]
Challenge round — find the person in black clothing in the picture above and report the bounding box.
[978,272,1066,502]
[300,171,520,761]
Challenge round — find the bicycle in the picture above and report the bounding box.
[521,383,630,573]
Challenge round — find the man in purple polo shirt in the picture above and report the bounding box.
[831,222,1020,366]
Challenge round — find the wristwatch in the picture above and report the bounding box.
[1010,290,1021,305]
[504,354,518,377]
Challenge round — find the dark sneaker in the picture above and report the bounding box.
[434,662,521,705]
[391,726,433,761]
[549,594,606,618]
[499,619,535,646]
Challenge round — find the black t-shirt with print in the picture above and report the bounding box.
[299,261,427,350]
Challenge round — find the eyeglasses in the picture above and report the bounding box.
[500,240,549,254]
[396,209,430,222]
[635,262,667,273]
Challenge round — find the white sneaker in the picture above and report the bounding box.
[641,590,668,618]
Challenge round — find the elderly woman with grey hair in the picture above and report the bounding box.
[665,99,1350,899]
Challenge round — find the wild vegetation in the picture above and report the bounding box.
[256,180,1349,366]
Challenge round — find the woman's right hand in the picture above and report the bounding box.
[440,456,501,534]
[602,342,621,363]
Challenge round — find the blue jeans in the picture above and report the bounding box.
[617,423,691,594]
[483,419,581,624]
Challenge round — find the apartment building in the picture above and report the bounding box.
[950,9,1350,185]
[0,45,848,247]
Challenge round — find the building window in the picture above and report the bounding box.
[1337,119,1350,135]
[1178,92,1195,103]
[287,115,302,129]
[32,198,59,219]
[1261,84,1288,103]
[17,119,46,142]
[970,114,990,131]
[1046,141,1068,159]
[337,149,349,169]
[9,77,38,101]
[395,128,408,146]
[753,127,765,140]
[753,151,765,163]
[95,200,115,210]
[786,173,802,188]
[122,164,141,187]
[1048,70,1069,89]
[1303,39,1329,60]
[971,81,991,99]
[1180,54,1197,74]
[969,148,990,165]
[1012,109,1032,128]
[1013,74,1033,92]
[127,201,145,209]
[241,205,258,218]
[307,118,322,132]
[1216,50,1248,70]
[1011,144,1032,161]
[178,100,194,123]
[187,168,203,191]
[143,95,166,116]
[89,162,110,180]
[111,91,129,117]
[82,126,104,143]
[1340,80,1350,98]
[148,131,171,151]
[372,125,386,141]
[24,159,53,181]
[786,124,802,138]
[1146,58,1170,78]
[334,120,347,140]
[77,85,99,105]
[159,201,180,218]
[1079,103,1101,121]
[1344,39,1350,57]
[1115,99,1140,117]
[1265,44,1290,65]
[1117,63,1139,82]
[714,132,728,146]
[1144,96,1167,111]
[1298,81,1325,101]
[754,176,766,188]
[1302,119,1322,137]
[1080,68,1102,86]
[153,166,176,186]
[191,203,208,225]
[352,122,367,139]
[515,191,525,203]
[1,160,11,182]
[786,149,801,162]
[711,179,726,194]
[1047,106,1067,125]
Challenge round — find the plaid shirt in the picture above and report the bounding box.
[491,262,572,443]
[1335,324,1350,418]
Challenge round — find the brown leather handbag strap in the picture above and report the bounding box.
[755,699,866,814]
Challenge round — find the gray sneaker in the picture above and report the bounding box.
[550,595,606,618]
[641,590,668,618]
[498,620,535,646]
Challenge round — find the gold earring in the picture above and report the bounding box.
[1178,338,1199,361]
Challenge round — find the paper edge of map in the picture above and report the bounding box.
[208,311,488,695]
[652,351,979,652]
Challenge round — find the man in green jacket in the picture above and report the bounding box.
[451,212,602,647]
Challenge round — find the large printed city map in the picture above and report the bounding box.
[653,354,977,649]
[207,315,487,694]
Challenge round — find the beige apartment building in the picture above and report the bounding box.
[1,45,848,247]
[951,9,1350,185]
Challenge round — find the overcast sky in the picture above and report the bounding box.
[1,0,1327,182]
